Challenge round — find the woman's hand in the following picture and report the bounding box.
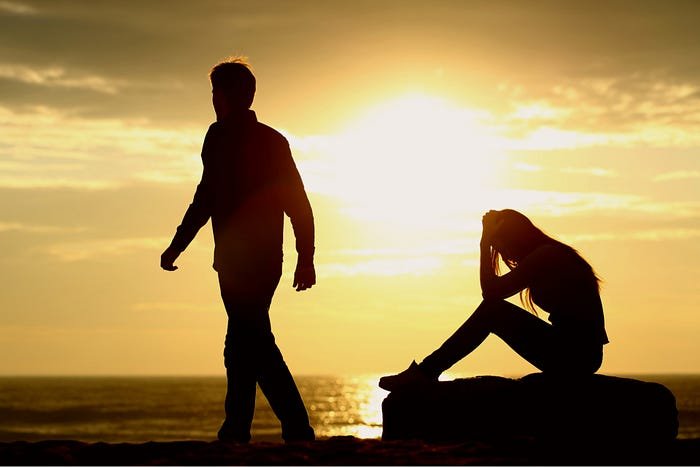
[481,210,504,247]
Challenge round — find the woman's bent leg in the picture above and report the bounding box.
[419,299,555,377]
[381,299,601,391]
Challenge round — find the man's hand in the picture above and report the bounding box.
[293,264,316,292]
[160,246,180,271]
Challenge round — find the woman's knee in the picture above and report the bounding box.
[476,298,508,314]
[475,298,520,323]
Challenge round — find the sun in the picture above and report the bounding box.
[304,93,505,233]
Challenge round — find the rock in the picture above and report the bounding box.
[382,374,678,444]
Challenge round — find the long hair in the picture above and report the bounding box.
[490,209,600,314]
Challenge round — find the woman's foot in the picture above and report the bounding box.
[378,361,436,391]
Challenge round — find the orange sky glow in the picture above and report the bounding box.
[1,1,699,376]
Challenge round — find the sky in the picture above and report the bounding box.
[1,0,699,376]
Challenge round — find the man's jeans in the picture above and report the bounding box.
[217,267,313,442]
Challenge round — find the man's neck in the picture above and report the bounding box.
[217,108,254,123]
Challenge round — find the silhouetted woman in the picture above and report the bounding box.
[379,209,608,391]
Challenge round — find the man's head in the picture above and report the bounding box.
[209,58,256,119]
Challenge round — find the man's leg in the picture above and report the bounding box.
[253,311,314,441]
[219,270,313,442]
[218,276,260,443]
[245,273,313,442]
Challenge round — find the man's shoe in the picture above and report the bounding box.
[282,425,315,443]
[378,360,435,391]
[217,422,250,444]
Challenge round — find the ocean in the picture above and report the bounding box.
[0,374,698,442]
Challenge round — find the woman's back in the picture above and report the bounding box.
[527,243,608,345]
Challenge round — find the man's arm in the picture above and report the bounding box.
[160,126,216,271]
[277,138,315,291]
[160,176,212,270]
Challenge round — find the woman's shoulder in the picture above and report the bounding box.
[522,243,579,270]
[528,242,564,259]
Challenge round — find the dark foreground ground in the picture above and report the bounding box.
[1,437,699,465]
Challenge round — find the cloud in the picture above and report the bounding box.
[0,105,202,189]
[498,75,700,148]
[0,176,120,190]
[321,257,443,277]
[0,221,85,234]
[132,302,219,313]
[653,171,700,182]
[561,167,616,178]
[514,162,542,172]
[0,64,122,94]
[0,1,36,15]
[333,241,476,258]
[510,103,571,121]
[512,162,617,178]
[47,237,168,261]
[555,76,700,129]
[487,189,700,219]
[564,228,700,244]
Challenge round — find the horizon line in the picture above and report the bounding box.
[1,371,699,378]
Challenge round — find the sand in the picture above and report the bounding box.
[1,436,699,465]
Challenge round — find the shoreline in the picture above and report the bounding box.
[2,437,699,465]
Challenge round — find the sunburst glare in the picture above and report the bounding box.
[296,93,507,233]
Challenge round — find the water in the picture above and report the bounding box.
[638,374,700,440]
[0,374,698,442]
[0,376,384,442]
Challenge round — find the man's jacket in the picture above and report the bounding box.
[169,110,314,274]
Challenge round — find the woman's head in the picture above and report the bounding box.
[486,209,601,312]
[488,209,550,266]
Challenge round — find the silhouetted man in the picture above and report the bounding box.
[161,58,316,443]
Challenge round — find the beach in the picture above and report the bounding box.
[2,375,699,464]
[3,375,699,442]
[2,436,700,465]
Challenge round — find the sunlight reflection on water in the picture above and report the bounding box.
[301,375,386,439]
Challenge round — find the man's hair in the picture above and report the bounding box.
[209,57,256,109]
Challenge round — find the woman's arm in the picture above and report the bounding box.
[479,239,498,296]
[481,246,553,300]
[479,211,552,299]
[480,250,534,300]
[479,211,502,296]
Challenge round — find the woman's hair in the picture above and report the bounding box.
[490,209,600,314]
